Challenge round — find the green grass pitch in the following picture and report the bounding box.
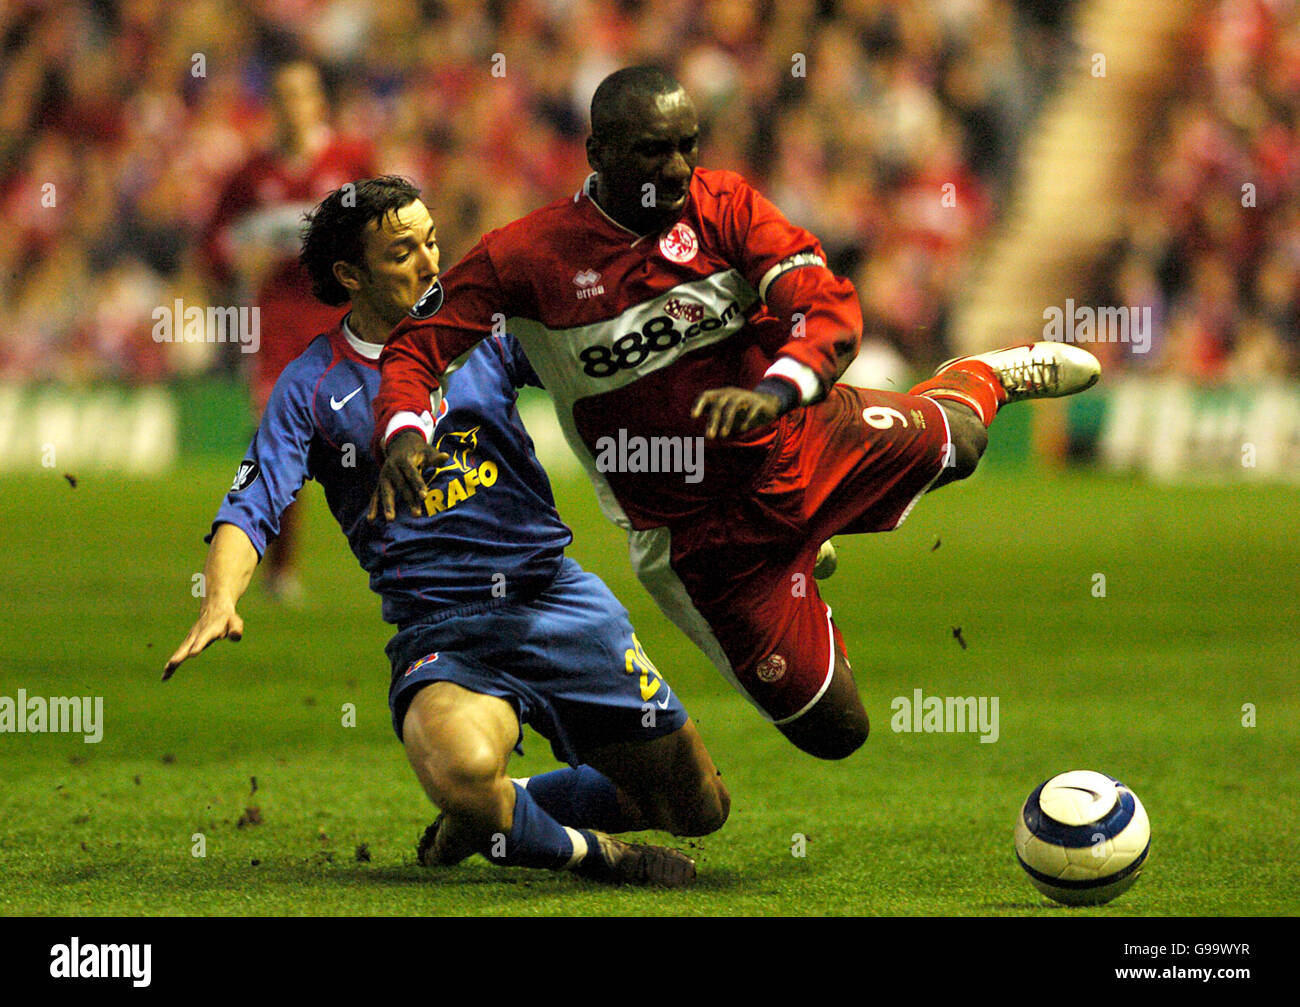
[2,452,1297,916]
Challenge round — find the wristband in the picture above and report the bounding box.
[753,377,800,415]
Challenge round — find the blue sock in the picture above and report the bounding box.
[517,766,638,832]
[491,783,588,870]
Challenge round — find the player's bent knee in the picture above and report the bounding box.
[672,775,730,836]
[409,736,510,826]
[942,409,987,481]
[776,651,870,759]
[438,738,504,796]
[957,421,988,475]
[830,720,870,760]
[779,707,869,761]
[704,778,732,833]
[800,720,869,760]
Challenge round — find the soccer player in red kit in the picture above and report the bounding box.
[371,67,1100,760]
[201,61,375,599]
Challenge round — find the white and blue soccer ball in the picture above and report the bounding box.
[1014,770,1150,906]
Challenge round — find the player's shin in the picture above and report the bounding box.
[476,784,696,885]
[483,783,594,870]
[908,361,1006,428]
[514,766,646,833]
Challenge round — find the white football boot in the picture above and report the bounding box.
[936,342,1100,402]
[813,540,838,580]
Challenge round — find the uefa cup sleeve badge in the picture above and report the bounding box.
[756,653,787,683]
[659,222,698,264]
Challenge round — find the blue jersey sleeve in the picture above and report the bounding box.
[493,333,544,390]
[208,366,317,554]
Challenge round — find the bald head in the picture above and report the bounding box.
[590,66,686,141]
[586,67,699,235]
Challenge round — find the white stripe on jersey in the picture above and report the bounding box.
[506,269,759,406]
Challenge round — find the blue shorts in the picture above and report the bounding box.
[386,557,689,765]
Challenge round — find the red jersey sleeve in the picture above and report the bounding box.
[373,235,505,455]
[713,171,861,400]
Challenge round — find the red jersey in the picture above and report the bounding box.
[376,167,862,529]
[201,132,375,404]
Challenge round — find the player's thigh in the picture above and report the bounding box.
[402,681,520,802]
[666,534,842,721]
[792,386,953,540]
[580,718,730,837]
[707,578,868,760]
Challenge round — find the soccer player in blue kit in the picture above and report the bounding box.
[164,176,728,886]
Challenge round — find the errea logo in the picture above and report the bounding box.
[573,269,605,300]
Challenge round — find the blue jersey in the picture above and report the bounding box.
[211,318,573,624]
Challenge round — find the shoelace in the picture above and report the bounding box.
[1002,357,1061,394]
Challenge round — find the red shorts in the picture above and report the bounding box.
[630,386,952,722]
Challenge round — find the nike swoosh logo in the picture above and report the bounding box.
[330,386,364,410]
[1060,786,1101,800]
[656,688,672,710]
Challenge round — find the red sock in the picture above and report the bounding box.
[908,361,1006,427]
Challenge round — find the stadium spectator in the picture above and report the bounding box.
[1100,0,1300,380]
[198,59,375,599]
[1,0,1076,384]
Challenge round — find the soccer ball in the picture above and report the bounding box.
[1014,770,1150,906]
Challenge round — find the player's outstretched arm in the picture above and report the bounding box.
[162,523,259,681]
[367,431,449,522]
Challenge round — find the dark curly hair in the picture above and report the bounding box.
[299,175,422,306]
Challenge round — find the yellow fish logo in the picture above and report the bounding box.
[431,426,480,478]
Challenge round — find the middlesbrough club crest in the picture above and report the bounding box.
[756,653,787,683]
[659,222,698,264]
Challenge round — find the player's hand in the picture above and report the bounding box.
[367,429,449,522]
[691,387,783,439]
[162,603,245,681]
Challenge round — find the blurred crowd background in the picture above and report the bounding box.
[1,0,1296,385]
[1091,0,1300,380]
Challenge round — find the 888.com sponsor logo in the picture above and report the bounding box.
[578,298,741,377]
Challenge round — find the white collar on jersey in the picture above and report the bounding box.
[579,173,652,245]
[341,314,383,360]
